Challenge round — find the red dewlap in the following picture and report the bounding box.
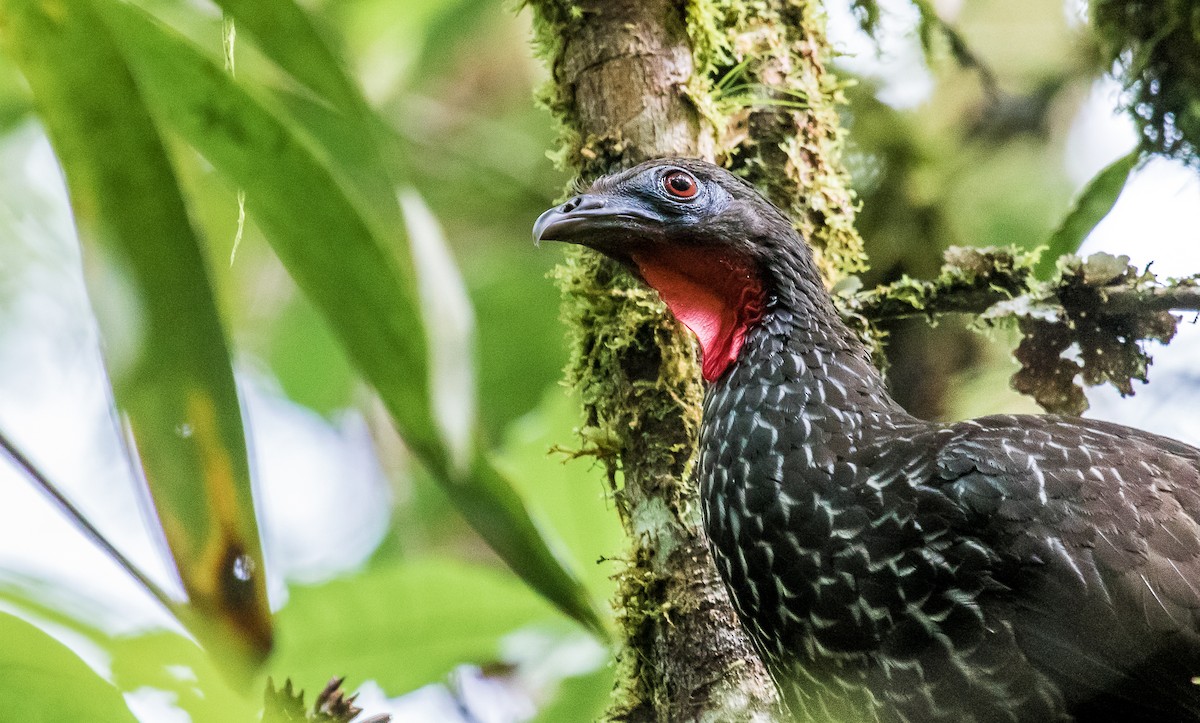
[631,245,765,382]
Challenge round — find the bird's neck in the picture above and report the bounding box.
[629,236,904,425]
[721,248,908,427]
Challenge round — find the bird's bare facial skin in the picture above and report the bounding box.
[531,163,735,253]
[533,159,768,382]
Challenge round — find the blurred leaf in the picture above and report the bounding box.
[211,0,362,114]
[450,452,605,638]
[497,391,623,601]
[0,611,138,722]
[269,87,402,229]
[1037,150,1139,278]
[0,0,272,662]
[109,632,259,723]
[0,582,257,723]
[472,261,568,436]
[215,0,405,226]
[94,0,603,635]
[266,297,357,416]
[411,0,494,77]
[270,560,556,696]
[400,188,477,470]
[533,666,614,723]
[0,61,29,134]
[96,0,438,462]
[850,0,881,37]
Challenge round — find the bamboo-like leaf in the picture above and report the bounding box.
[213,0,406,230]
[0,582,258,723]
[1038,150,1139,278]
[0,612,139,722]
[495,391,623,599]
[210,0,363,115]
[0,0,272,664]
[94,0,604,636]
[400,189,477,471]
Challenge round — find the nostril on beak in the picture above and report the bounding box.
[561,195,606,213]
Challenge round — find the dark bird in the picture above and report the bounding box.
[534,158,1200,722]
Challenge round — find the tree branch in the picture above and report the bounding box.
[854,282,1200,321]
[842,247,1199,415]
[844,247,1200,322]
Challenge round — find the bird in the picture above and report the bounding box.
[533,158,1200,722]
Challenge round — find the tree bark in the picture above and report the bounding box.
[528,1,865,719]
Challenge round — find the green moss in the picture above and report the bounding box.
[604,543,665,720]
[526,0,587,172]
[1093,0,1200,163]
[703,1,869,283]
[553,248,703,508]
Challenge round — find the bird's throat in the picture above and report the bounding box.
[631,246,765,382]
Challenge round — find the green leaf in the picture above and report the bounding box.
[215,0,406,227]
[496,391,623,601]
[533,666,614,723]
[211,0,363,116]
[269,560,557,696]
[93,0,603,635]
[266,297,357,416]
[109,632,259,723]
[1038,150,1139,278]
[96,0,438,458]
[0,581,257,723]
[400,188,477,469]
[0,611,138,723]
[0,0,272,663]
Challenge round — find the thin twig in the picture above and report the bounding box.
[0,427,180,616]
[223,14,247,267]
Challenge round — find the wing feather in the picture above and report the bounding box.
[934,414,1200,717]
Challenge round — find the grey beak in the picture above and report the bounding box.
[532,194,611,244]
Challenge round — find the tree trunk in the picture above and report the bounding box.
[528,1,866,719]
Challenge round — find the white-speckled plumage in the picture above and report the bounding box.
[537,158,1200,722]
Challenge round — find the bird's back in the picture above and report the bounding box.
[938,414,1200,721]
[699,312,1200,722]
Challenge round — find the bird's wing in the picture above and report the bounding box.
[936,414,1200,717]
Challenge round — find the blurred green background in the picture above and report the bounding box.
[0,0,1196,720]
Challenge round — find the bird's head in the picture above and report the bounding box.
[534,158,809,382]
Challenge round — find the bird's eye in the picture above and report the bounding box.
[662,170,699,199]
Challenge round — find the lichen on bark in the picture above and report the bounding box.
[845,247,1199,415]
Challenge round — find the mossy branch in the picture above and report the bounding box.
[528,1,783,719]
[851,271,1200,321]
[841,247,1198,415]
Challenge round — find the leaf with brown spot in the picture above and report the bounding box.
[0,0,272,665]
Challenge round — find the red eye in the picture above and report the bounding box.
[663,170,698,199]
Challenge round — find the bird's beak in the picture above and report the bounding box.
[532,193,656,248]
